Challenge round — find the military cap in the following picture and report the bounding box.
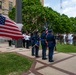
[48,29,52,33]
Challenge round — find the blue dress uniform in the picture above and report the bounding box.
[30,33,35,56]
[46,30,56,62]
[41,30,47,59]
[34,31,40,57]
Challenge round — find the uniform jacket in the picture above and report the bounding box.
[30,35,35,46]
[34,34,40,46]
[41,32,47,46]
[46,33,56,47]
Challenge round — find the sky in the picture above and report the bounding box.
[44,0,76,17]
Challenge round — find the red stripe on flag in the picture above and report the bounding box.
[0,30,22,35]
[5,23,18,28]
[6,19,15,24]
[0,34,23,40]
[0,15,23,40]
[0,26,20,31]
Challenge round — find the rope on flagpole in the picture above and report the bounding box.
[60,0,63,15]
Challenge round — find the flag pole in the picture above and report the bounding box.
[15,0,23,48]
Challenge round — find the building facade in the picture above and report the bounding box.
[40,0,44,6]
[0,0,44,16]
[0,0,15,16]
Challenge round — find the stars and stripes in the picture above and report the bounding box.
[45,28,48,34]
[0,15,23,40]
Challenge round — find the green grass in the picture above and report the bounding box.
[0,52,33,75]
[56,43,76,53]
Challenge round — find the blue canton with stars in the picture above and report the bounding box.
[0,14,5,25]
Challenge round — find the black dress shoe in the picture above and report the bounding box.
[42,58,47,60]
[49,60,54,62]
[36,56,40,58]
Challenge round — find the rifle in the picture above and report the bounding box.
[32,41,39,48]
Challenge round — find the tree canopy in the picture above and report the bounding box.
[8,0,76,33]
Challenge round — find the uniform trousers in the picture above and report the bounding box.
[31,44,35,56]
[42,45,47,59]
[35,46,39,57]
[48,47,54,61]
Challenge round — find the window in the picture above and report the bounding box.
[9,1,13,10]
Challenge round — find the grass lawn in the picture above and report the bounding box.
[56,43,76,53]
[0,52,33,75]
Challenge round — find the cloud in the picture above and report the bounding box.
[44,0,76,17]
[62,0,76,17]
[62,0,76,8]
[62,6,76,17]
[44,3,50,7]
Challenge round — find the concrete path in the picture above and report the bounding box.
[0,43,76,75]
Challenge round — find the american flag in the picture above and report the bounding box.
[0,15,23,40]
[45,28,48,34]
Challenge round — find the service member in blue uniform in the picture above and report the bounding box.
[40,29,47,60]
[34,31,40,58]
[30,32,35,56]
[46,29,56,62]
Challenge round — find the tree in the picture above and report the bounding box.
[9,0,46,32]
[8,0,75,33]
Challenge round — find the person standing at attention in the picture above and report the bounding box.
[40,29,47,60]
[34,31,40,58]
[46,29,56,62]
[30,32,35,56]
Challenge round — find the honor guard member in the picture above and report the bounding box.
[34,31,40,57]
[46,29,56,62]
[30,32,35,56]
[40,29,47,60]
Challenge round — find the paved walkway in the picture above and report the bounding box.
[0,43,76,75]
